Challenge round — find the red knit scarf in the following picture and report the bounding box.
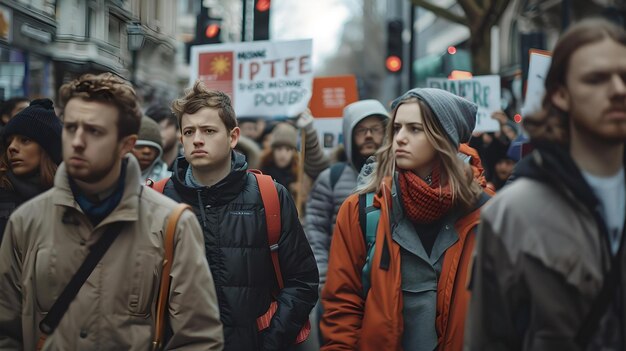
[398,162,453,224]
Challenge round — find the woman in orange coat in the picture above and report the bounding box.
[321,88,491,351]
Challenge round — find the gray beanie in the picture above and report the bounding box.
[135,116,163,152]
[271,123,298,149]
[391,88,477,148]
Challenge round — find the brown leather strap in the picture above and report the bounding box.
[152,204,192,350]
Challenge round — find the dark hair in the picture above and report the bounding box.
[171,80,237,131]
[57,73,142,139]
[145,104,178,130]
[0,97,29,120]
[524,18,626,144]
[0,143,58,190]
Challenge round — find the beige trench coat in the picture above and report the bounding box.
[0,156,223,350]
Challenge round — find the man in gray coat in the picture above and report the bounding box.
[0,73,223,350]
[305,99,389,290]
[466,19,626,351]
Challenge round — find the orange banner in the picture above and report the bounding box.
[308,75,358,118]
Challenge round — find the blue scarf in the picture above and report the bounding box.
[185,165,204,188]
[70,161,127,226]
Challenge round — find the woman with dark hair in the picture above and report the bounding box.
[0,99,62,243]
[321,88,491,351]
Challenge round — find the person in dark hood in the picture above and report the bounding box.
[466,18,626,351]
[0,98,62,242]
[161,81,318,351]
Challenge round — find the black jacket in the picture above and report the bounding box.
[162,152,318,351]
[0,173,47,244]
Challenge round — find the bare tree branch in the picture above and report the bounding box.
[458,0,484,20]
[410,0,469,26]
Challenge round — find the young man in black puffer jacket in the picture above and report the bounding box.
[161,81,319,351]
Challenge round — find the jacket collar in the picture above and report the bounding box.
[170,151,248,206]
[516,142,601,215]
[53,155,141,228]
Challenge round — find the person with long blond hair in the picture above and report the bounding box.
[321,88,491,351]
[0,99,62,243]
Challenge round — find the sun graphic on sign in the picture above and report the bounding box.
[210,55,231,76]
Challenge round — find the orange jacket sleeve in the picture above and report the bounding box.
[320,194,368,350]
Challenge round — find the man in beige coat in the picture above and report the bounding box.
[0,73,224,350]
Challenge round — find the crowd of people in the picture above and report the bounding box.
[0,18,624,351]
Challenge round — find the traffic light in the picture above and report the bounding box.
[386,20,403,74]
[196,15,222,45]
[253,0,271,41]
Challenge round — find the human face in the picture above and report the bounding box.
[273,146,295,169]
[552,38,626,144]
[131,145,159,171]
[6,135,42,176]
[159,119,179,152]
[392,102,437,177]
[62,98,136,184]
[1,101,29,125]
[353,116,385,158]
[180,108,239,171]
[495,159,515,181]
[239,121,258,139]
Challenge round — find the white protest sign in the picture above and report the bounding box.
[427,75,501,132]
[190,39,313,118]
[522,50,552,118]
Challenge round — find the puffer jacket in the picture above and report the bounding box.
[0,155,223,350]
[304,107,387,288]
[161,152,319,351]
[465,143,626,351]
[320,145,491,351]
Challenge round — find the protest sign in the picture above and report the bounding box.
[427,75,501,132]
[521,50,552,118]
[190,39,313,118]
[308,75,359,152]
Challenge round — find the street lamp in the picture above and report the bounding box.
[127,22,145,86]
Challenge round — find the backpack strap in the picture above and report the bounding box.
[152,204,192,351]
[329,162,346,191]
[359,192,381,297]
[147,177,170,193]
[251,172,284,289]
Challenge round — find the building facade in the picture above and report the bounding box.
[1,0,178,106]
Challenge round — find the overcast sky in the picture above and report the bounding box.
[271,0,353,73]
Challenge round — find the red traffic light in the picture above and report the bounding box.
[386,56,402,72]
[256,0,270,12]
[447,46,457,55]
[205,24,220,38]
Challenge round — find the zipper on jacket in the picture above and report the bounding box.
[196,190,208,229]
